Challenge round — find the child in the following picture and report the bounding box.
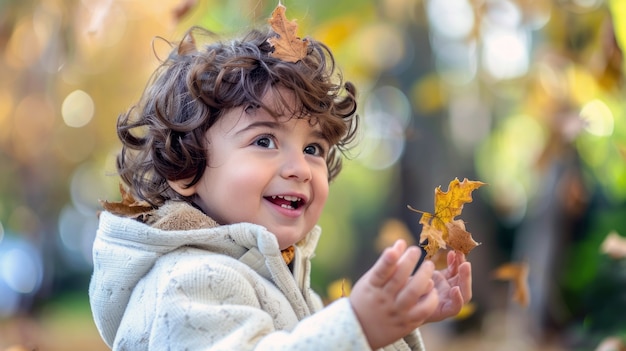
[89,11,472,351]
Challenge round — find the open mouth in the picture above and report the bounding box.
[265,195,304,210]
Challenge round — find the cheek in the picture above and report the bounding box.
[313,178,330,209]
[197,164,264,212]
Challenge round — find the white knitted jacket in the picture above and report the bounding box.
[89,201,426,350]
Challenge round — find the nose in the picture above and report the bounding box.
[280,150,312,182]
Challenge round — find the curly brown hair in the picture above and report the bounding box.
[116,26,359,206]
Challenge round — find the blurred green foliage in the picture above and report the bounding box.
[1,0,626,350]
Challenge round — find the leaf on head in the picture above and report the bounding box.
[267,4,308,63]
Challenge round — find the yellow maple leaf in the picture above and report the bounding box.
[418,219,447,257]
[409,177,485,258]
[267,4,308,63]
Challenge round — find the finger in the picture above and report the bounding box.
[406,287,439,324]
[383,246,421,295]
[457,261,472,302]
[413,258,435,282]
[368,240,407,288]
[440,286,464,318]
[430,270,446,291]
[455,251,467,264]
[396,264,435,310]
[444,250,458,278]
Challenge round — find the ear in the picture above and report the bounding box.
[167,178,197,197]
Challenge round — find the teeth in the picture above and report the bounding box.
[280,204,294,209]
[271,195,301,202]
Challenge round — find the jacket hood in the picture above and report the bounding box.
[88,201,321,346]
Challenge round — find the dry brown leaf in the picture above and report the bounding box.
[409,177,485,258]
[172,0,198,22]
[446,220,480,255]
[492,261,530,307]
[601,231,626,259]
[100,183,153,218]
[267,4,308,63]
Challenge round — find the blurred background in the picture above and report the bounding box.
[1,0,625,350]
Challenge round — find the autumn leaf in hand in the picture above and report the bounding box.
[409,177,485,258]
[100,183,153,218]
[418,219,447,258]
[492,262,530,307]
[267,3,308,63]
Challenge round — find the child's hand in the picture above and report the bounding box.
[426,250,473,323]
[349,240,438,350]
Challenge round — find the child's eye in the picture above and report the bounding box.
[254,136,277,149]
[304,144,325,157]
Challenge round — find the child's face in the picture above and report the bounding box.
[181,89,330,249]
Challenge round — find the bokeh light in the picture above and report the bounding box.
[426,0,474,40]
[357,86,410,170]
[580,99,614,137]
[481,27,530,80]
[0,234,43,317]
[62,90,95,128]
[352,23,406,72]
[58,204,99,268]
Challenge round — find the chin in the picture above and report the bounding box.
[274,231,306,249]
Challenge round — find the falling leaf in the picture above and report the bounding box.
[172,0,198,22]
[601,231,626,259]
[99,183,154,218]
[267,4,308,63]
[492,262,530,308]
[409,177,485,258]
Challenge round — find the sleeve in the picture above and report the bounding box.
[141,255,374,351]
[379,330,426,351]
